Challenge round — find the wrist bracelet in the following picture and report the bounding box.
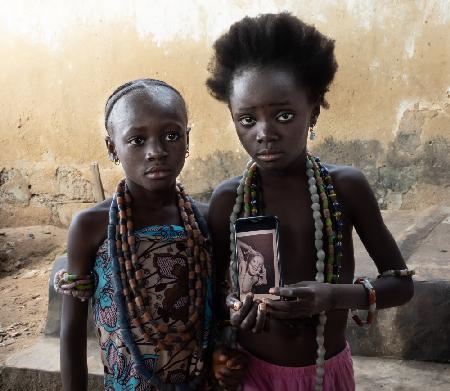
[377,269,415,278]
[54,269,95,301]
[351,277,376,326]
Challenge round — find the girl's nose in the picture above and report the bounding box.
[144,143,168,161]
[256,122,279,144]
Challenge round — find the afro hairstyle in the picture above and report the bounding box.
[206,12,338,108]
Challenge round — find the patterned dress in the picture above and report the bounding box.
[92,225,212,390]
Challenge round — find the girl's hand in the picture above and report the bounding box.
[227,293,267,333]
[267,281,334,319]
[213,347,248,390]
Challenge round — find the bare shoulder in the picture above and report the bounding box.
[324,163,380,224]
[67,198,112,273]
[325,164,367,187]
[325,164,371,200]
[70,198,111,237]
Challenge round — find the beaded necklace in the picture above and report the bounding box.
[108,179,212,390]
[229,153,343,391]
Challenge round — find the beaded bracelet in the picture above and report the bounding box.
[53,269,95,302]
[351,277,376,326]
[377,269,415,278]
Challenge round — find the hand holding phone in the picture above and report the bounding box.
[234,216,281,301]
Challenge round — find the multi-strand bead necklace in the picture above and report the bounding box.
[229,153,343,391]
[108,179,211,389]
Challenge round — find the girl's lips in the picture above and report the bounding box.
[144,167,172,179]
[256,151,284,162]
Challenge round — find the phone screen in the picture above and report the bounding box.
[234,216,280,300]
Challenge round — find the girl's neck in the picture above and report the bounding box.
[257,149,308,186]
[125,178,177,212]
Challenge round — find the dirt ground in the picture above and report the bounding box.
[0,226,67,364]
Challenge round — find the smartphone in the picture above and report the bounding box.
[234,216,281,300]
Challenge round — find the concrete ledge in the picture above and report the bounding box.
[0,367,103,391]
[1,335,449,390]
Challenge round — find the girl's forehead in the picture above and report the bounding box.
[110,88,187,128]
[229,66,308,108]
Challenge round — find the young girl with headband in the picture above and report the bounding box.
[207,13,414,390]
[56,79,246,390]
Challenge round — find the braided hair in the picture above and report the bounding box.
[105,78,187,131]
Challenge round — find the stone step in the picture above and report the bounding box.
[1,336,449,390]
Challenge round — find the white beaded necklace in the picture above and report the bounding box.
[229,157,327,390]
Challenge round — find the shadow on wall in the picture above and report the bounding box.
[0,105,449,227]
[312,106,450,210]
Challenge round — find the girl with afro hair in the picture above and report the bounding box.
[208,13,414,391]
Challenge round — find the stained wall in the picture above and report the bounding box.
[0,0,449,227]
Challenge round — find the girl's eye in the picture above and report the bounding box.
[129,136,145,145]
[277,112,295,123]
[166,132,180,141]
[238,116,256,127]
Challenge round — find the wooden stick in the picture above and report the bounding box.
[90,162,105,202]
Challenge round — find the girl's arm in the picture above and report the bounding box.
[331,166,414,309]
[269,167,413,317]
[60,210,105,391]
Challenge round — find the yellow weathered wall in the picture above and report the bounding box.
[0,0,449,227]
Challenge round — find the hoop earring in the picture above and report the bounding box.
[309,126,317,141]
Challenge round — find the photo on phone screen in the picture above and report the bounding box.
[235,216,280,300]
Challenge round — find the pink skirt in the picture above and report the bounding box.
[241,343,355,391]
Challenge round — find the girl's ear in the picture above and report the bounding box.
[105,135,119,163]
[105,135,115,154]
[310,105,321,128]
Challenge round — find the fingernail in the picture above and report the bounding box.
[233,301,242,311]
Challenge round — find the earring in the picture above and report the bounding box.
[185,147,189,158]
[309,127,317,141]
[109,152,120,165]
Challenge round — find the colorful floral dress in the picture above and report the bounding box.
[92,225,212,390]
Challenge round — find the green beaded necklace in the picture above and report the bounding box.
[229,153,344,391]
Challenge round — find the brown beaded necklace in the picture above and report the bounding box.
[113,179,211,352]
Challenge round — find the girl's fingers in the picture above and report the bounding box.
[230,293,254,326]
[226,294,242,311]
[226,352,248,368]
[269,286,310,297]
[240,302,258,331]
[252,301,267,333]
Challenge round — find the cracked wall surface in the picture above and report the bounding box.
[0,1,449,227]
